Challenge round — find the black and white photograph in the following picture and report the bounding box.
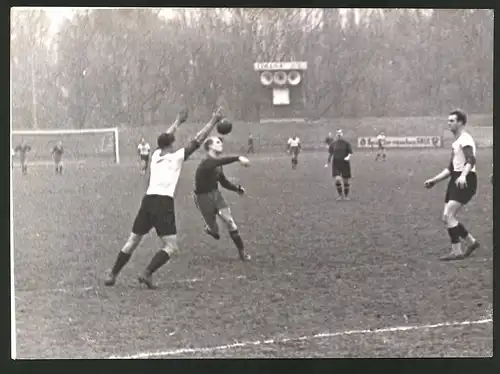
[11,7,493,359]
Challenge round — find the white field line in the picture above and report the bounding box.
[109,318,493,359]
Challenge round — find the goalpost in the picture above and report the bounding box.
[11,127,120,165]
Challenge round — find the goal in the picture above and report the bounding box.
[11,127,120,165]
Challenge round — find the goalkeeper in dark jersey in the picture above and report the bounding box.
[193,136,251,261]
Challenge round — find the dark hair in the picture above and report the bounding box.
[449,109,467,125]
[157,133,175,149]
[203,136,223,151]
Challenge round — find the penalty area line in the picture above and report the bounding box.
[109,318,493,359]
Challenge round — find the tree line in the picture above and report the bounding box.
[11,8,493,129]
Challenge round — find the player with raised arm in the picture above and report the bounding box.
[375,131,386,161]
[137,138,151,174]
[52,141,64,175]
[287,135,301,170]
[424,110,480,261]
[193,136,251,261]
[325,129,353,200]
[104,108,224,289]
[15,140,31,175]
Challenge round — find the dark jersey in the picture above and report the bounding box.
[325,136,334,146]
[248,137,253,145]
[194,156,240,194]
[328,139,352,161]
[52,145,64,157]
[15,145,31,157]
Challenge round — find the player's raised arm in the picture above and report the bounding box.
[165,108,189,136]
[182,109,225,161]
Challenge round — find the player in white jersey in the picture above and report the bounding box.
[424,110,480,261]
[287,135,301,170]
[104,108,224,289]
[374,131,386,161]
[137,138,151,174]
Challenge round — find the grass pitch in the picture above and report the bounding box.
[12,148,492,358]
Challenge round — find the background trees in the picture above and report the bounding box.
[11,8,493,128]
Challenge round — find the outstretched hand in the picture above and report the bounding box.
[424,179,435,189]
[237,185,245,195]
[238,156,250,167]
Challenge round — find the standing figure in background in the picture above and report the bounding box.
[325,132,334,148]
[15,140,31,175]
[375,131,387,161]
[52,141,64,175]
[325,129,353,200]
[11,148,15,170]
[137,138,151,174]
[287,135,301,170]
[247,134,254,154]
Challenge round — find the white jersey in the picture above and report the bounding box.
[288,137,301,148]
[377,134,386,143]
[451,131,476,173]
[146,148,185,197]
[138,143,151,156]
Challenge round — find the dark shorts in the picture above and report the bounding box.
[332,159,351,179]
[194,190,228,222]
[290,147,300,158]
[378,142,385,150]
[140,155,150,163]
[132,195,176,236]
[445,172,477,205]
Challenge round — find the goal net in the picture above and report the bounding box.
[11,127,120,165]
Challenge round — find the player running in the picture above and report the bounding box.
[15,141,31,175]
[424,109,480,261]
[193,136,251,261]
[137,138,151,174]
[287,135,301,170]
[325,129,353,200]
[374,131,386,161]
[51,141,64,175]
[104,108,224,289]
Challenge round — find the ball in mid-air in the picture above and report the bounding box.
[217,119,233,135]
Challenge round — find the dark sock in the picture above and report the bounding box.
[456,223,469,239]
[335,181,343,196]
[447,226,461,244]
[229,230,244,250]
[111,251,132,276]
[145,250,170,275]
[344,181,350,197]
